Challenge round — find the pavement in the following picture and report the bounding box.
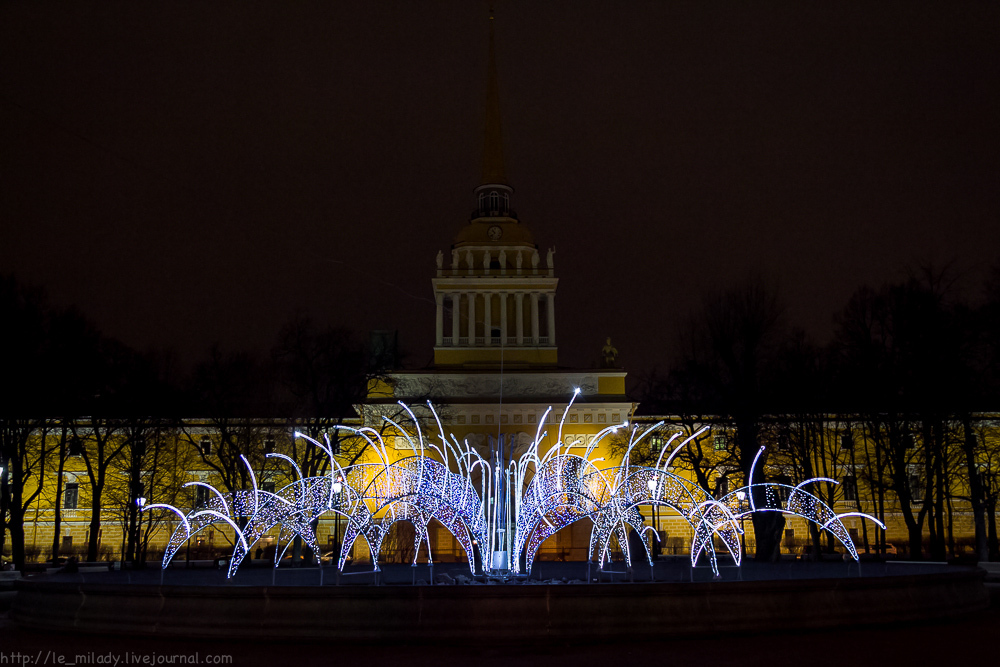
[27,556,964,587]
[0,566,996,667]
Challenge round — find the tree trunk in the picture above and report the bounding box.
[931,423,947,560]
[8,518,26,571]
[946,495,955,559]
[751,511,785,562]
[127,499,141,564]
[7,456,26,570]
[896,484,924,559]
[848,442,870,554]
[988,497,999,561]
[877,487,886,555]
[961,417,988,561]
[907,522,924,560]
[0,476,8,567]
[922,423,939,558]
[87,485,103,562]
[808,521,822,560]
[51,434,66,561]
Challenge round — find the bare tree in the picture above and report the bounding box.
[273,315,400,474]
[832,273,970,560]
[0,276,56,569]
[672,277,789,561]
[179,345,280,501]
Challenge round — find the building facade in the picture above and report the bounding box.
[4,14,999,570]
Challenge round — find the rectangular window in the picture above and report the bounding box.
[195,485,210,508]
[262,481,275,494]
[848,527,859,543]
[843,476,857,502]
[68,437,83,457]
[841,434,854,450]
[199,437,212,456]
[61,535,72,551]
[783,529,795,546]
[715,476,729,496]
[713,434,726,451]
[64,483,79,509]
[264,438,275,453]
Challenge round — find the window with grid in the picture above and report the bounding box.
[64,482,79,509]
[843,475,857,502]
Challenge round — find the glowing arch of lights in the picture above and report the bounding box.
[144,396,884,579]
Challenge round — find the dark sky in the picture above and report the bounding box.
[2,1,998,375]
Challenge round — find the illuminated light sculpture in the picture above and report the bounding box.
[143,397,885,580]
[684,448,885,572]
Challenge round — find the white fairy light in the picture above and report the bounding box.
[147,397,885,581]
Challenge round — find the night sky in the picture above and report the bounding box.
[2,1,998,375]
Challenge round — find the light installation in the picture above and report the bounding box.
[144,394,884,579]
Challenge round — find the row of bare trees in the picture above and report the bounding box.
[630,266,1000,562]
[1,274,388,570]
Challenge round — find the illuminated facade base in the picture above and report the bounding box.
[145,396,884,579]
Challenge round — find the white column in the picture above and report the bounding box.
[467,292,476,343]
[546,292,556,345]
[515,292,524,345]
[530,292,540,344]
[499,292,508,345]
[435,293,444,346]
[484,292,492,345]
[451,293,461,344]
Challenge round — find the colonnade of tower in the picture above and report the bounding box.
[430,10,559,368]
[434,253,557,349]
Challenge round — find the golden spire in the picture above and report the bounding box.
[481,7,507,185]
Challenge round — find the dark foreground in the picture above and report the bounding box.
[2,562,996,666]
[3,594,998,667]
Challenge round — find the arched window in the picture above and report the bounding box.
[502,192,509,214]
[489,190,499,214]
[478,192,485,214]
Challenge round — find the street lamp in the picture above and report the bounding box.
[332,477,343,567]
[735,490,747,554]
[647,477,659,558]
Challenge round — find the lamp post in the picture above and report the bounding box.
[736,490,747,555]
[0,461,6,570]
[647,477,659,558]
[332,477,343,568]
